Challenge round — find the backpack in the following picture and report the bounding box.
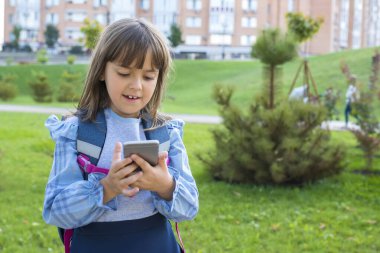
[58,110,185,253]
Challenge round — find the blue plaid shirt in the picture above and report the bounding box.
[42,114,199,229]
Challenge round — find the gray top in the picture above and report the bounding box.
[96,108,156,222]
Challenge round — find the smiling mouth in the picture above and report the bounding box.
[123,95,140,100]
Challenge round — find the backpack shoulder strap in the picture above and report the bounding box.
[77,110,107,166]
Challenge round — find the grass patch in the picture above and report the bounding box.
[1,47,379,115]
[0,112,379,252]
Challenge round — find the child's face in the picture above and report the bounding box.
[103,51,159,118]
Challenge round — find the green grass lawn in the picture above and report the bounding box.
[1,47,379,115]
[0,112,379,253]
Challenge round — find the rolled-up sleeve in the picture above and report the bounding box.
[152,120,199,222]
[42,115,116,229]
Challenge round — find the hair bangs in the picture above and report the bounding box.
[107,24,157,69]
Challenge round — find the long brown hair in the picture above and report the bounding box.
[77,18,172,126]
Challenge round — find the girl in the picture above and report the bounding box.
[43,18,199,253]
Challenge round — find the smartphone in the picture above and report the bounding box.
[123,140,159,166]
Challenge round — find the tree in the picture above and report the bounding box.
[251,29,298,109]
[36,49,48,64]
[80,18,102,51]
[199,85,344,185]
[44,24,59,48]
[286,12,323,43]
[286,12,323,54]
[29,71,53,103]
[11,25,22,50]
[167,23,183,48]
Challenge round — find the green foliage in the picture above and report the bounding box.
[80,18,102,50]
[252,28,298,66]
[44,24,59,48]
[0,74,18,101]
[322,87,341,120]
[200,85,345,185]
[36,49,48,64]
[57,70,82,102]
[252,28,298,109]
[28,71,53,102]
[344,50,380,170]
[0,113,379,252]
[11,25,22,49]
[167,23,184,48]
[66,55,76,65]
[286,12,324,43]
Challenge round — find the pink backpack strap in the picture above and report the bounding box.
[176,222,186,253]
[64,229,74,253]
[77,154,109,175]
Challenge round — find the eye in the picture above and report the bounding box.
[144,76,155,81]
[118,72,130,77]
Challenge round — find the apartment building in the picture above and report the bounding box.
[3,0,380,58]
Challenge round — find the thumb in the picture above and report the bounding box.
[112,142,123,162]
[158,151,168,168]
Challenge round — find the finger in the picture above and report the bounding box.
[122,187,140,197]
[116,162,140,178]
[131,154,150,171]
[110,157,133,174]
[112,142,123,162]
[120,171,143,187]
[158,151,168,168]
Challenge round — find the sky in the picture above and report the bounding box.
[0,0,4,45]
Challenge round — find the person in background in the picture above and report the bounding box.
[289,84,309,103]
[344,75,358,127]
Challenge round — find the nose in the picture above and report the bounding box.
[129,75,142,90]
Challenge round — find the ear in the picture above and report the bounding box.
[100,75,105,81]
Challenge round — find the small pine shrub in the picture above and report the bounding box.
[29,71,53,102]
[36,49,48,64]
[199,86,345,185]
[57,70,82,102]
[0,74,18,101]
[67,55,76,65]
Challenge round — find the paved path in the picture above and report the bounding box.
[0,104,359,130]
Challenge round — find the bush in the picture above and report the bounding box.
[57,70,82,102]
[69,45,84,55]
[199,86,345,185]
[36,49,48,64]
[66,55,76,65]
[0,74,18,101]
[29,71,53,102]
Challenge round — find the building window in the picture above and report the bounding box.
[9,0,16,7]
[93,0,107,7]
[242,0,257,12]
[95,13,107,25]
[8,14,14,25]
[186,17,201,27]
[210,34,231,45]
[66,11,87,22]
[241,17,257,28]
[288,0,295,12]
[66,0,87,4]
[65,28,82,40]
[339,0,349,48]
[46,13,59,25]
[185,35,201,45]
[241,35,256,45]
[140,0,149,10]
[186,0,201,10]
[46,0,60,7]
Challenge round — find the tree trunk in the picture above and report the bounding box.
[269,64,275,109]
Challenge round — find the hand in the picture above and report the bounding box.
[130,151,175,201]
[100,142,143,203]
